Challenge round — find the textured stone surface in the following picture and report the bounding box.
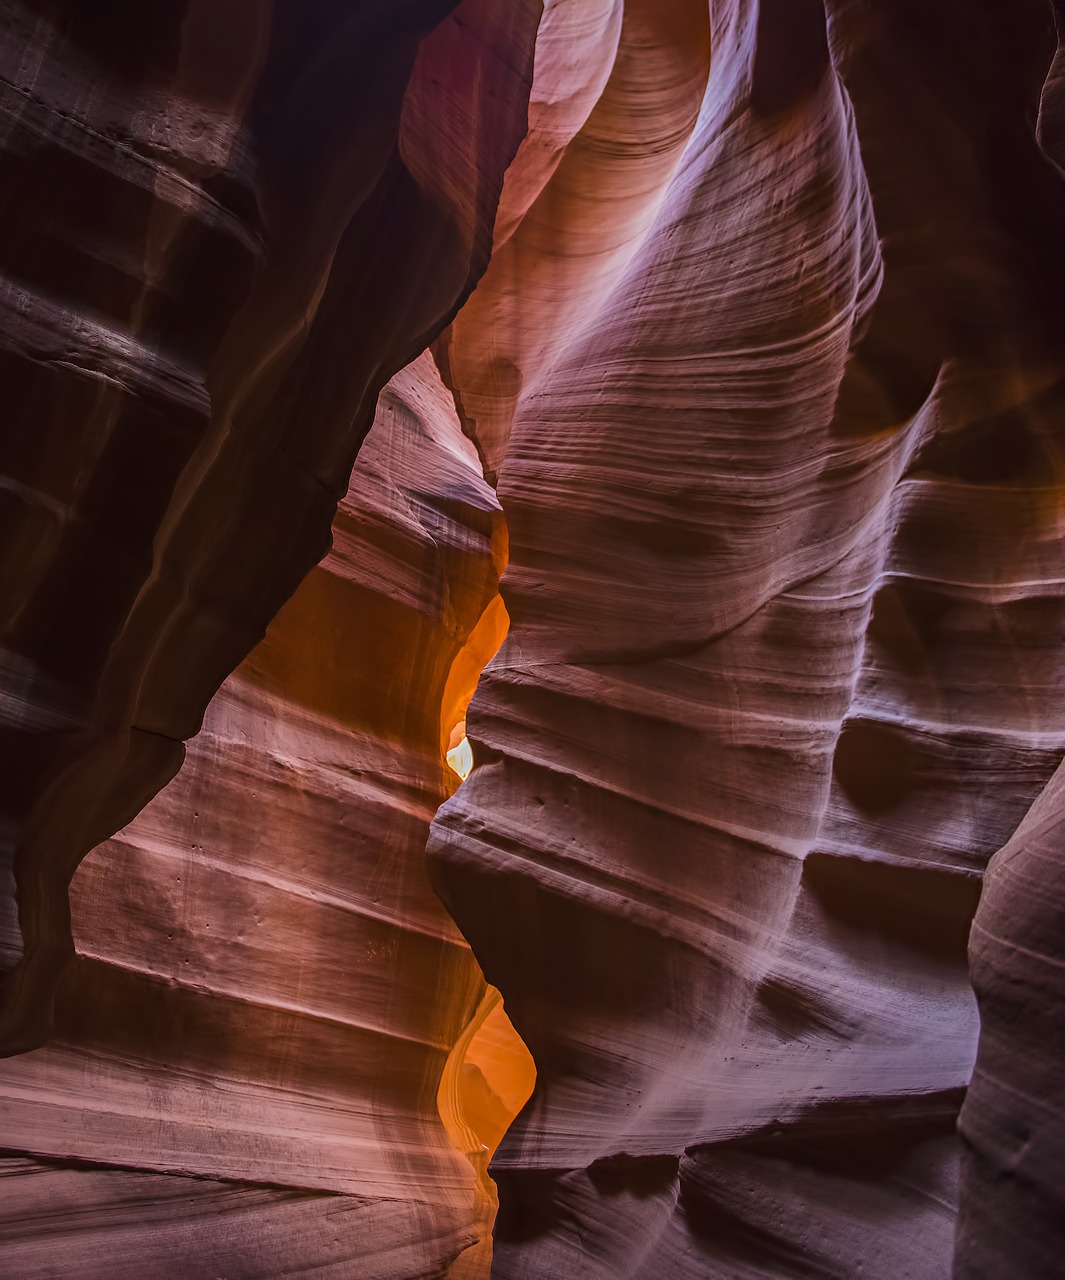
[957,757,1065,1280]
[0,0,539,1056]
[0,1155,471,1280]
[0,352,528,1277]
[429,1,1065,1275]
[1,0,1064,1276]
[0,1,539,1274]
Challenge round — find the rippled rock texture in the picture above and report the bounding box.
[2,0,1065,1277]
[0,0,538,1275]
[429,1,1065,1276]
[0,351,536,1277]
[0,0,539,1052]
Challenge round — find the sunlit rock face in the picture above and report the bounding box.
[0,0,539,1055]
[0,350,533,1277]
[430,0,1065,1275]
[1,0,1064,1277]
[0,0,545,1064]
[0,0,540,1273]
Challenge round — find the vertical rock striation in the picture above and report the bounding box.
[430,0,1065,1274]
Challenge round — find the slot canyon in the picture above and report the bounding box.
[0,1,1063,1277]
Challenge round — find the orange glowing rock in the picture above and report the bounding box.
[1,2,1064,1279]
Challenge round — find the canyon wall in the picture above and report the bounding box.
[1,1,1064,1278]
[430,0,1065,1276]
[0,352,531,1277]
[0,0,539,1055]
[0,1,539,1275]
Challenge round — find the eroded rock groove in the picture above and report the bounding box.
[1,1,1064,1277]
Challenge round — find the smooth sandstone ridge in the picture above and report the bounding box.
[0,350,536,1277]
[429,0,1065,1276]
[0,0,540,1052]
[0,2,1063,1278]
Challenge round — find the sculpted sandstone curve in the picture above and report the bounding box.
[0,1,1063,1277]
[429,1,1065,1275]
[0,0,540,1055]
[0,351,532,1277]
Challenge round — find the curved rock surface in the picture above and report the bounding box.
[0,0,539,1055]
[430,1,1065,1275]
[0,1,540,1273]
[957,759,1065,1280]
[0,350,531,1277]
[1,0,1064,1277]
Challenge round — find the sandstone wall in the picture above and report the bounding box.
[1,2,1063,1277]
[430,2,1065,1274]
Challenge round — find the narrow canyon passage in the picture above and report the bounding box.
[0,350,535,1278]
[0,1,1064,1278]
[0,0,543,1272]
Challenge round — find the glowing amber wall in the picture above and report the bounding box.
[1,3,1064,1278]
[0,352,532,1278]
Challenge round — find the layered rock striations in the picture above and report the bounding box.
[0,351,532,1277]
[1,0,1064,1277]
[0,0,540,1055]
[0,2,541,1274]
[429,1,1065,1275]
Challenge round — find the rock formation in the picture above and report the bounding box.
[1,0,1064,1277]
[0,351,539,1277]
[0,0,540,1055]
[430,0,1065,1275]
[0,1,538,1274]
